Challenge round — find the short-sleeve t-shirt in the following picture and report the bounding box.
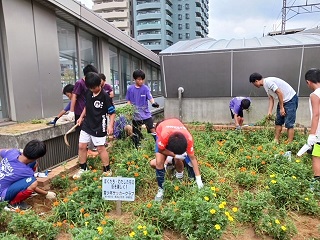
[309,88,320,137]
[73,78,87,116]
[64,102,71,112]
[156,118,194,155]
[82,89,116,137]
[263,77,296,103]
[103,83,113,95]
[126,84,153,120]
[0,149,34,200]
[229,97,251,115]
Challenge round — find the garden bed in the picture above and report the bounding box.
[0,125,319,239]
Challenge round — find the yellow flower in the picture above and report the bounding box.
[292,176,296,179]
[224,211,230,216]
[174,186,180,191]
[212,193,217,197]
[222,201,227,206]
[143,230,148,236]
[129,231,135,237]
[204,196,209,201]
[85,221,89,227]
[265,186,270,189]
[271,180,277,184]
[215,224,221,230]
[232,207,238,212]
[219,203,225,209]
[142,226,146,229]
[97,226,103,234]
[281,225,287,231]
[305,197,309,201]
[228,216,234,222]
[210,209,216,214]
[270,174,276,178]
[211,186,216,191]
[275,219,280,224]
[137,225,143,230]
[295,159,301,163]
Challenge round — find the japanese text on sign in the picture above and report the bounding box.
[102,177,135,201]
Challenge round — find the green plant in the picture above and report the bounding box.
[120,222,162,240]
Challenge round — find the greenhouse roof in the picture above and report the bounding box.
[160,33,320,55]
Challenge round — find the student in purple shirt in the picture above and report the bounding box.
[126,69,159,148]
[48,84,74,126]
[99,73,114,98]
[0,140,56,210]
[229,97,251,129]
[67,64,99,130]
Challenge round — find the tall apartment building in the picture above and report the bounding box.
[93,0,209,53]
[92,0,133,36]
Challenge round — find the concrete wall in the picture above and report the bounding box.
[164,97,311,127]
[2,0,62,121]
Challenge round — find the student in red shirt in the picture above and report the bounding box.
[154,118,203,201]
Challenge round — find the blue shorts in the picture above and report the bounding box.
[4,177,36,202]
[275,94,298,129]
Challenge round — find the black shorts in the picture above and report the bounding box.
[132,117,154,133]
[230,109,243,119]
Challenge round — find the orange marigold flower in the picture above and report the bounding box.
[69,224,74,229]
[68,191,74,195]
[20,211,25,215]
[251,171,256,175]
[257,146,263,151]
[63,220,67,223]
[240,167,247,172]
[93,177,98,181]
[101,220,107,225]
[98,185,102,189]
[57,222,63,227]
[80,208,85,213]
[134,172,139,177]
[84,213,90,218]
[146,203,152,208]
[246,156,251,159]
[15,208,21,213]
[261,161,266,165]
[127,161,131,165]
[143,154,149,159]
[63,198,69,203]
[174,186,180,191]
[215,187,220,192]
[72,187,79,191]
[135,165,139,169]
[219,178,226,183]
[92,169,97,173]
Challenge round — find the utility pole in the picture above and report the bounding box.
[281,0,320,35]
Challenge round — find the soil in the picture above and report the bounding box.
[25,194,320,240]
[0,121,51,134]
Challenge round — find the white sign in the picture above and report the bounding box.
[102,177,135,201]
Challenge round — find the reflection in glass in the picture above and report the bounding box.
[121,51,131,98]
[57,18,78,90]
[109,45,119,100]
[79,29,96,69]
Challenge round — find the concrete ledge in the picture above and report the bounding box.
[37,157,79,189]
[0,121,75,148]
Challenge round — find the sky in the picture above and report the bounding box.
[79,0,320,40]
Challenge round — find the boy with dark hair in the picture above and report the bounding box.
[67,64,98,125]
[305,68,320,191]
[249,72,298,143]
[48,84,74,126]
[73,72,116,179]
[99,73,114,98]
[126,69,159,148]
[153,118,203,201]
[0,140,56,210]
[229,97,251,129]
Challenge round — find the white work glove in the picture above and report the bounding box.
[66,111,75,122]
[166,156,173,164]
[307,134,318,146]
[195,175,203,189]
[174,152,187,160]
[46,191,56,200]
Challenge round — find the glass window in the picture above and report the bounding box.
[178,33,182,39]
[109,45,120,100]
[178,24,182,30]
[152,67,158,93]
[120,51,131,98]
[178,14,182,20]
[178,4,182,10]
[185,3,189,10]
[132,56,141,73]
[79,29,97,70]
[186,13,190,19]
[57,18,78,89]
[186,23,190,29]
[186,33,190,39]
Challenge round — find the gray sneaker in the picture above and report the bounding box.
[154,188,164,201]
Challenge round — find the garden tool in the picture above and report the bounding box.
[64,124,78,147]
[297,144,312,157]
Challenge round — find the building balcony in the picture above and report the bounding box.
[99,11,129,19]
[92,1,128,11]
[136,23,162,31]
[109,20,130,28]
[165,24,173,32]
[142,43,163,51]
[136,2,161,11]
[166,35,173,42]
[136,13,162,21]
[137,34,162,41]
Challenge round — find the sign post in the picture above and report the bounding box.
[102,177,135,215]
